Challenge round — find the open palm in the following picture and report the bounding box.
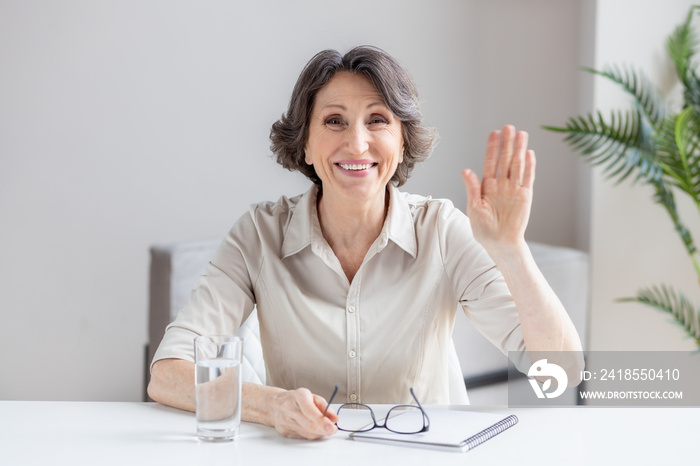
[462,125,536,255]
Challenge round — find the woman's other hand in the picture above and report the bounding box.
[461,125,535,258]
[270,387,339,439]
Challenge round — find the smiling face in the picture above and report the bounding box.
[304,72,404,205]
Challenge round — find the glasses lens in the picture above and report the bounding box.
[385,406,426,434]
[336,404,375,432]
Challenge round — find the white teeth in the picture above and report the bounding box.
[338,163,374,170]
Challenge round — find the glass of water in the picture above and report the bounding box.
[194,335,243,441]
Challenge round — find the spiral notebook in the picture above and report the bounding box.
[349,408,518,453]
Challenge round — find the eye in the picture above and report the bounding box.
[324,116,344,126]
[368,114,389,125]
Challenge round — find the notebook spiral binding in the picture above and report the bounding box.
[461,414,519,450]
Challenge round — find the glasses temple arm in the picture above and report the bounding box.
[409,387,430,428]
[323,385,339,417]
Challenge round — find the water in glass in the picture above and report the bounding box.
[195,357,241,441]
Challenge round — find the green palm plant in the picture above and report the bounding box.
[543,6,700,347]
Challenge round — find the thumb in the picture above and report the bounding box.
[461,169,481,209]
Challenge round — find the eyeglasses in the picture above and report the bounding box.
[323,386,430,434]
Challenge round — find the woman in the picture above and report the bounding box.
[148,45,582,440]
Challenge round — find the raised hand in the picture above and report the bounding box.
[461,125,536,258]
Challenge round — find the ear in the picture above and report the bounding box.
[304,146,312,165]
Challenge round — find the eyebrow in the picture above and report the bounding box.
[320,101,387,112]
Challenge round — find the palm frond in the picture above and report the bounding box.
[618,284,700,347]
[582,64,667,124]
[673,107,700,199]
[542,109,662,184]
[653,107,700,200]
[669,6,700,110]
[653,181,697,255]
[682,68,700,111]
[667,6,700,88]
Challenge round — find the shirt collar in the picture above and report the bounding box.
[281,183,418,259]
[281,185,319,259]
[384,183,418,258]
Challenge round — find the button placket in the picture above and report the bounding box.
[345,283,361,403]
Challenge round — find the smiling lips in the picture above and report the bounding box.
[337,162,376,171]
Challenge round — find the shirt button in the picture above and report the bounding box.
[348,305,356,313]
[348,350,356,358]
[349,393,358,402]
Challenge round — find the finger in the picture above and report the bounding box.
[522,150,536,189]
[314,394,339,424]
[509,131,529,182]
[462,169,481,212]
[293,391,336,436]
[482,130,501,180]
[495,125,515,178]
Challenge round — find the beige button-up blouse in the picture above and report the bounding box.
[152,184,526,404]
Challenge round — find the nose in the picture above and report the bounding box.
[346,123,370,156]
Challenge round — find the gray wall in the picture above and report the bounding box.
[0,0,583,401]
[587,0,700,351]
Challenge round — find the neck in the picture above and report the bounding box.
[316,186,389,252]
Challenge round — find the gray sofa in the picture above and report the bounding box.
[145,240,588,403]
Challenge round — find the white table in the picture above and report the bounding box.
[1,401,697,465]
